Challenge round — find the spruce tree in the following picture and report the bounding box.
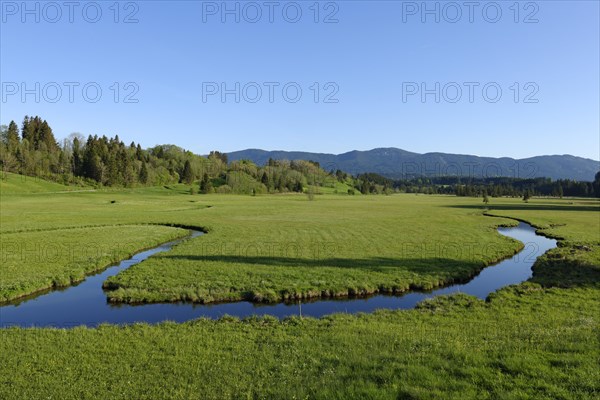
[21,116,32,143]
[182,160,194,184]
[6,121,20,151]
[38,120,59,152]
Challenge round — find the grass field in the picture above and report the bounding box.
[1,176,599,399]
[1,287,598,399]
[0,172,89,193]
[0,225,189,302]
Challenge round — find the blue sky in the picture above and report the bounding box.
[1,0,599,160]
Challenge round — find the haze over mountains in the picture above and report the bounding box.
[227,148,600,181]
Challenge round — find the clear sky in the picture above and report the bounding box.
[1,0,599,160]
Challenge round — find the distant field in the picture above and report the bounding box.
[0,176,598,399]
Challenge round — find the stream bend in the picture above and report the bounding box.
[0,222,557,328]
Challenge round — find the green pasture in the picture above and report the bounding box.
[0,175,598,399]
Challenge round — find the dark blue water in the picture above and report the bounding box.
[0,223,556,328]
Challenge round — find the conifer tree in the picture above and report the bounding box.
[182,160,194,184]
[6,121,20,151]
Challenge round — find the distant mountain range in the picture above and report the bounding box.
[227,148,600,181]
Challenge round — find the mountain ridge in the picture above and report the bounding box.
[226,148,600,181]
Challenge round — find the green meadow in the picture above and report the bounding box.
[103,194,523,304]
[1,287,598,400]
[0,174,599,399]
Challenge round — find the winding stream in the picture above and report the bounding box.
[0,222,556,328]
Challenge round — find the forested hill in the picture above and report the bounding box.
[0,116,339,194]
[227,148,600,181]
[1,116,598,198]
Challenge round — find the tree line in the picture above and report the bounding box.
[352,174,600,198]
[1,116,598,198]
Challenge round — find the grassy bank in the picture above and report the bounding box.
[0,225,189,302]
